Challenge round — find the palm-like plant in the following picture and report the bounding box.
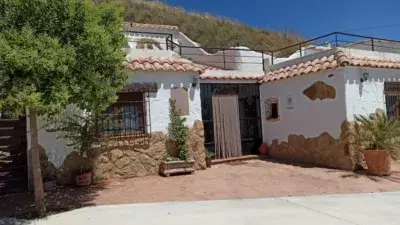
[350,112,400,160]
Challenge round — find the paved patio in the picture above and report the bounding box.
[1,159,400,218]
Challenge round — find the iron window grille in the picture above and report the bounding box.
[100,91,151,137]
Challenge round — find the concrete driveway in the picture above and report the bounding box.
[5,192,400,225]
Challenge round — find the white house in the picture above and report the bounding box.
[7,22,400,194]
[260,47,400,170]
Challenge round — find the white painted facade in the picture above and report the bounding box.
[27,70,201,169]
[130,71,202,132]
[124,25,274,74]
[32,23,400,170]
[344,67,400,120]
[260,69,347,144]
[261,47,400,146]
[26,106,78,168]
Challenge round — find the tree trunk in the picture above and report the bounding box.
[29,109,46,217]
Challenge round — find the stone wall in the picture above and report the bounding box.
[53,120,206,184]
[269,121,354,170]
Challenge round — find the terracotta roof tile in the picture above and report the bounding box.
[200,74,262,80]
[259,49,400,83]
[197,64,222,71]
[126,56,204,73]
[123,22,179,31]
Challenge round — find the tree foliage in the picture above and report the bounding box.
[0,0,127,119]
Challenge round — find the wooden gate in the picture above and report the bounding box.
[212,95,242,158]
[0,117,27,195]
[200,84,262,158]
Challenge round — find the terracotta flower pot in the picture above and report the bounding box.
[75,171,92,186]
[259,143,269,155]
[362,150,391,176]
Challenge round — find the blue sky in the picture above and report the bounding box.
[165,0,400,40]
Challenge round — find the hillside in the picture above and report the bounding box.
[124,0,302,55]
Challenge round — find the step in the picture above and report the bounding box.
[0,170,27,180]
[0,127,26,137]
[0,119,25,128]
[0,178,27,195]
[0,144,25,154]
[211,155,262,165]
[0,165,26,173]
[0,136,24,146]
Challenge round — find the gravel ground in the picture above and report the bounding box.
[2,159,400,217]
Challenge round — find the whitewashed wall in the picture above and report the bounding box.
[260,68,347,144]
[26,106,78,168]
[130,71,202,132]
[27,71,201,169]
[344,67,400,120]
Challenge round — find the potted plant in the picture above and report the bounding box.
[159,99,195,177]
[55,111,104,186]
[205,151,215,168]
[43,175,57,191]
[347,111,400,176]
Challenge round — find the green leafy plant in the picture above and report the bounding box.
[346,111,400,160]
[54,111,105,174]
[0,0,126,215]
[163,153,180,162]
[169,99,189,161]
[205,150,215,158]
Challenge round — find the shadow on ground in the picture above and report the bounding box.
[257,157,318,169]
[337,170,400,183]
[0,182,107,221]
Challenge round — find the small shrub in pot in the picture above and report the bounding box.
[54,111,105,186]
[159,99,195,176]
[345,111,400,176]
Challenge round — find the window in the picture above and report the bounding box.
[384,82,400,119]
[102,92,146,135]
[265,98,279,121]
[171,87,189,116]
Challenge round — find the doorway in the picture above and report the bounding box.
[200,83,262,158]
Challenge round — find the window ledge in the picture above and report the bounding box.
[266,117,280,122]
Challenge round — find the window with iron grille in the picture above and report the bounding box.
[384,82,400,119]
[101,92,147,135]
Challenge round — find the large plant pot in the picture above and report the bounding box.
[43,179,57,192]
[159,160,195,177]
[362,150,391,176]
[75,171,92,186]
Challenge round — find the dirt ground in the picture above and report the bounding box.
[1,159,400,217]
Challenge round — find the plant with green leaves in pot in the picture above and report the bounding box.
[54,111,105,186]
[159,99,195,177]
[345,111,400,176]
[205,150,216,168]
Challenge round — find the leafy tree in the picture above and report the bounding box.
[0,0,126,216]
